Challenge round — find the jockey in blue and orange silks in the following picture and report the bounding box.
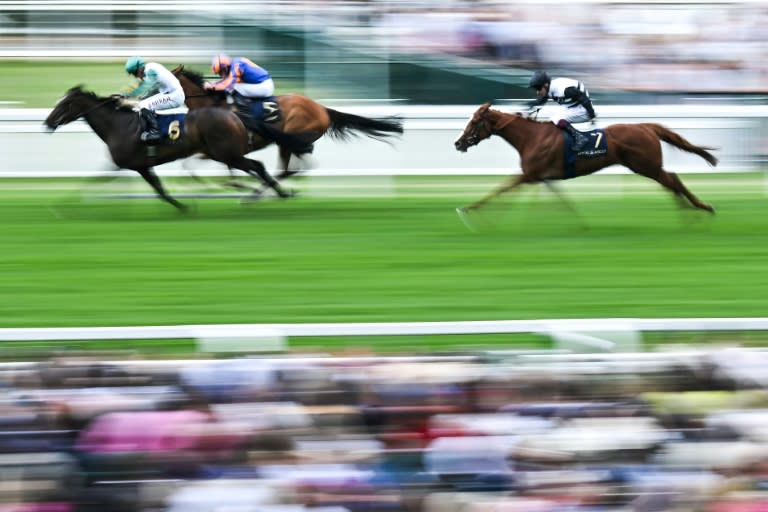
[204,54,275,100]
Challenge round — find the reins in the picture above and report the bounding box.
[67,97,117,121]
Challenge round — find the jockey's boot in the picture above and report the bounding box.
[231,92,256,129]
[139,108,161,143]
[557,119,587,151]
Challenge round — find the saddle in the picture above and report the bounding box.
[138,111,186,145]
[563,128,608,179]
[231,92,281,128]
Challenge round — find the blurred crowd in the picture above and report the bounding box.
[367,1,767,94]
[3,347,768,511]
[3,1,766,98]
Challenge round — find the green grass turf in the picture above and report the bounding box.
[0,61,307,108]
[1,175,767,339]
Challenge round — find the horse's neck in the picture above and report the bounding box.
[83,103,132,142]
[494,115,545,153]
[184,90,217,108]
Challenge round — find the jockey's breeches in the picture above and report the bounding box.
[136,90,186,112]
[549,104,592,125]
[233,78,275,98]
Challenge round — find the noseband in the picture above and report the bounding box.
[464,114,492,146]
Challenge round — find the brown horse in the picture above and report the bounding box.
[172,66,403,194]
[44,86,293,210]
[454,102,717,218]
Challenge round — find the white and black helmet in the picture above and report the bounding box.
[528,71,551,89]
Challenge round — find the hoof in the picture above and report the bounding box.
[240,193,262,205]
[456,206,479,232]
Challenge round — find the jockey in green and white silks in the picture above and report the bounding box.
[123,56,185,142]
[124,56,185,111]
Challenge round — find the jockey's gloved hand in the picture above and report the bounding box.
[118,97,140,109]
[525,107,541,119]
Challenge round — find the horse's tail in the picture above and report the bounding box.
[325,108,403,143]
[649,123,719,167]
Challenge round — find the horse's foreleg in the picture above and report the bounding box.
[137,168,187,211]
[51,165,122,215]
[464,174,527,211]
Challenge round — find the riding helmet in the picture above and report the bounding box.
[211,54,232,75]
[528,70,551,89]
[125,56,145,75]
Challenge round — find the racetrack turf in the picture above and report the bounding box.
[0,174,766,354]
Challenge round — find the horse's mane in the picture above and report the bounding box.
[176,67,206,90]
[65,85,131,112]
[68,85,98,99]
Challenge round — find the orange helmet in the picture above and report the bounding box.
[211,54,232,75]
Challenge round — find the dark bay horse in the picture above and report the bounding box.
[172,66,404,192]
[454,102,717,217]
[44,86,293,210]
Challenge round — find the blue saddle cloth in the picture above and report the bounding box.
[252,97,280,123]
[147,113,186,144]
[234,95,281,124]
[563,127,608,179]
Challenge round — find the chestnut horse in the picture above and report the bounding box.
[172,66,403,194]
[454,102,717,217]
[44,86,293,210]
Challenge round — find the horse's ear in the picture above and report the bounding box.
[480,102,492,111]
[172,64,183,74]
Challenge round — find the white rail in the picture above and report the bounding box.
[1,318,767,341]
[4,105,767,178]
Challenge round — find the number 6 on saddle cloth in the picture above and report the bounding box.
[140,112,185,144]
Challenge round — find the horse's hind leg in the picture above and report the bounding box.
[647,169,715,214]
[233,157,293,199]
[251,146,300,198]
[137,168,187,211]
[275,145,294,181]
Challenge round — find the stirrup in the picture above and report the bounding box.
[141,131,161,142]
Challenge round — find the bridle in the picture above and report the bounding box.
[464,111,492,147]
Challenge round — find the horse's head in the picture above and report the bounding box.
[44,86,104,131]
[455,102,495,152]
